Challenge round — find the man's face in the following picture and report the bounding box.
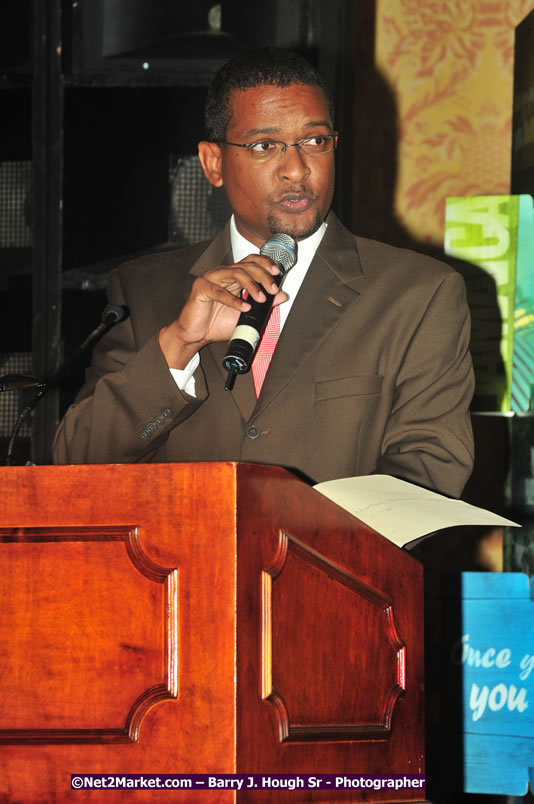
[199,83,336,247]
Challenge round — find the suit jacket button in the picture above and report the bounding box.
[246,425,260,440]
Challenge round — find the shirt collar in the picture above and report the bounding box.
[229,215,327,266]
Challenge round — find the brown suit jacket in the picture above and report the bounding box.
[53,213,474,497]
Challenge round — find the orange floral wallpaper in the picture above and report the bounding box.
[374,0,534,245]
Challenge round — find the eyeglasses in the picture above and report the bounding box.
[217,133,339,161]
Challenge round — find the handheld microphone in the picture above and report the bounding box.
[222,233,297,390]
[5,304,126,465]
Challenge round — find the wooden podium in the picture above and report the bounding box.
[0,462,424,802]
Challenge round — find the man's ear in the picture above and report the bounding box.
[198,141,223,187]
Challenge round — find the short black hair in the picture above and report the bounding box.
[205,47,334,142]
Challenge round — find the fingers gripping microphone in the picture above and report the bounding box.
[222,233,297,390]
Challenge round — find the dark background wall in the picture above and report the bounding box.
[0,0,357,464]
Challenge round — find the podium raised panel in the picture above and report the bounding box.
[235,463,424,798]
[0,525,178,743]
[262,530,405,741]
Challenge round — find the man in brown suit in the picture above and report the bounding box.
[53,48,474,498]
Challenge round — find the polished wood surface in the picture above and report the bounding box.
[235,466,424,801]
[0,462,424,802]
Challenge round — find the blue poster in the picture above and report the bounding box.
[446,572,534,795]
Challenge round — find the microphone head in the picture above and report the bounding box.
[260,233,297,274]
[102,304,127,325]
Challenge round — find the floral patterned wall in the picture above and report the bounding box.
[372,0,534,247]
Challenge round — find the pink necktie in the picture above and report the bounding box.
[252,304,280,396]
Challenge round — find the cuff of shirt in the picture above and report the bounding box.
[169,352,200,397]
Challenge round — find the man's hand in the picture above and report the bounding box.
[158,255,288,369]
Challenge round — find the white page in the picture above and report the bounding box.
[313,475,520,548]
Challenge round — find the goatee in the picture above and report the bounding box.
[267,210,322,241]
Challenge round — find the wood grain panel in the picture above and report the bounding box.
[262,530,405,742]
[235,463,425,802]
[0,525,178,743]
[0,463,239,803]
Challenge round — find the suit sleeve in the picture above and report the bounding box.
[52,269,208,464]
[376,271,475,498]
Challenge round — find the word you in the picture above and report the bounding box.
[452,634,530,722]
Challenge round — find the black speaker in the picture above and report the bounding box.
[0,0,31,73]
[68,0,317,79]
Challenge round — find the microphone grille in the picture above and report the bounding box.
[102,304,126,325]
[260,233,298,273]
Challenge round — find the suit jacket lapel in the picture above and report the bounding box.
[189,222,233,278]
[251,214,365,415]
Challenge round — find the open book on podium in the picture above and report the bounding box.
[0,462,427,803]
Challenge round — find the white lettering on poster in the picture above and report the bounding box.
[451,634,530,721]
